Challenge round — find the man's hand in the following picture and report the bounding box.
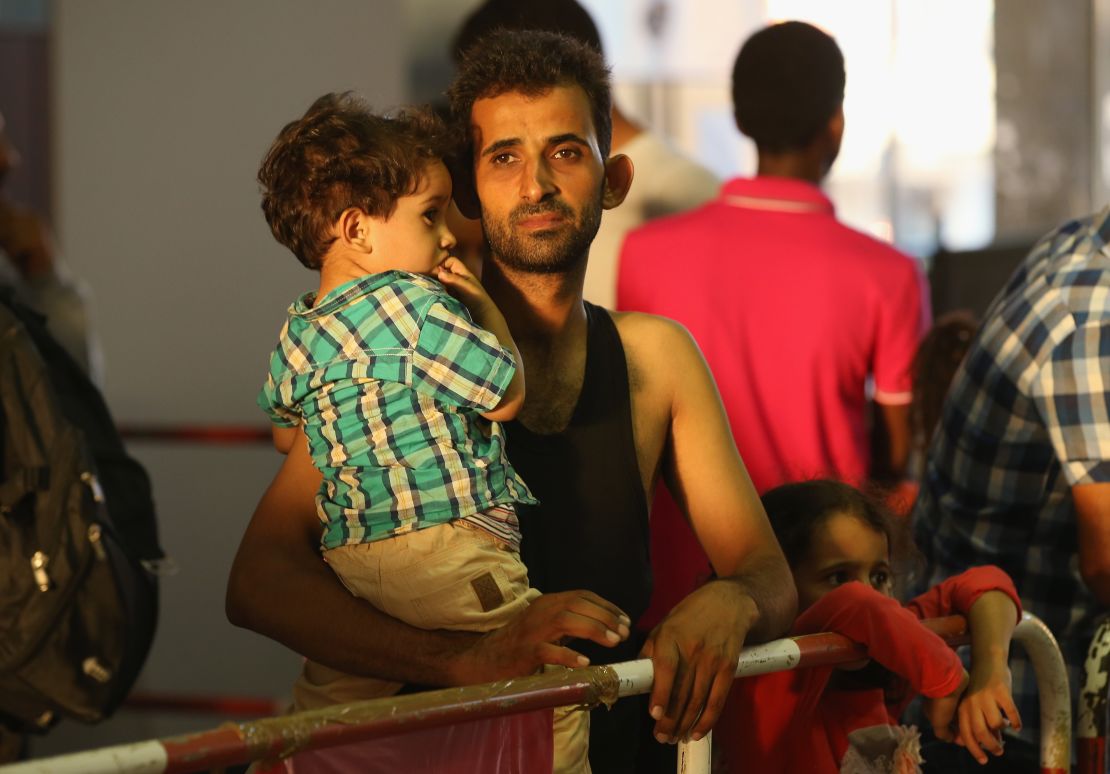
[459,590,630,683]
[954,662,1021,764]
[640,579,757,743]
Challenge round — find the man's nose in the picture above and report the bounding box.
[520,157,556,202]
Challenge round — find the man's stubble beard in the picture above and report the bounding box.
[482,192,603,275]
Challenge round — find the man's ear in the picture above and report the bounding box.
[602,153,634,210]
[827,106,845,145]
[338,208,373,252]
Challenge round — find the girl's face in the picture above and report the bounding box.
[793,511,893,611]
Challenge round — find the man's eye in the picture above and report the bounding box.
[491,153,514,165]
[553,147,580,160]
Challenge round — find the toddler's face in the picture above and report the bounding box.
[369,159,457,275]
[792,511,893,611]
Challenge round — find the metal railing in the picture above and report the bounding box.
[0,612,1071,774]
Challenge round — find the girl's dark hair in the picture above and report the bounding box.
[761,479,921,597]
[910,310,979,452]
[258,92,452,269]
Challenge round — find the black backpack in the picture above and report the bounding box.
[0,290,163,732]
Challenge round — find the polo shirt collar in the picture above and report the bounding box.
[720,176,835,215]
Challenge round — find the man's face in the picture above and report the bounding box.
[470,85,605,274]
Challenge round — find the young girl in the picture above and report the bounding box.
[718,480,1022,773]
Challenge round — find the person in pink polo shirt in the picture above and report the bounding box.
[617,20,931,631]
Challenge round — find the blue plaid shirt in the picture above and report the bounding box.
[913,207,1110,739]
[259,271,536,549]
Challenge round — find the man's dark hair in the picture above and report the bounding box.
[448,28,613,161]
[731,21,845,153]
[258,92,451,269]
[450,0,604,64]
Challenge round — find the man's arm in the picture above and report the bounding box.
[1075,482,1110,605]
[226,434,629,685]
[622,316,797,743]
[871,401,911,484]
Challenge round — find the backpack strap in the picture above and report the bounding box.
[0,466,49,509]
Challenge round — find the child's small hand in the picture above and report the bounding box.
[954,663,1021,765]
[436,256,495,321]
[922,669,968,744]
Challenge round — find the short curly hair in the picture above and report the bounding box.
[258,92,452,269]
[447,28,612,161]
[731,21,845,153]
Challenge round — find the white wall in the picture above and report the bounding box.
[34,0,407,756]
[54,0,406,424]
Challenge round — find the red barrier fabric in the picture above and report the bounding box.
[255,708,553,774]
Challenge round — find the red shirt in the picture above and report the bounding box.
[617,176,931,629]
[718,566,1021,774]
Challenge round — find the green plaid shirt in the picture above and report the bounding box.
[259,271,536,549]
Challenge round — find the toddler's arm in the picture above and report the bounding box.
[951,590,1022,764]
[271,423,299,454]
[435,257,524,421]
[905,566,1022,763]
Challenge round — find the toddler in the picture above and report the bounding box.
[719,479,1022,773]
[255,93,587,772]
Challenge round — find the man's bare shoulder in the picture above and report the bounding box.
[609,310,700,360]
[608,310,704,396]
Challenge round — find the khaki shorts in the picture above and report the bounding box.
[292,521,591,772]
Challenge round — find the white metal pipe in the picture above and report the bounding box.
[0,740,166,774]
[1014,612,1071,772]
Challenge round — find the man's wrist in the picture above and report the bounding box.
[705,576,761,635]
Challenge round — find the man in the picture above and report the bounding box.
[226,29,795,772]
[450,0,720,309]
[616,21,930,630]
[914,207,1110,748]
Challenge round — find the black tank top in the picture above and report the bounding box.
[505,302,652,772]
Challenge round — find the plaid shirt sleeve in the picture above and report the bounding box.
[256,370,303,427]
[256,318,304,428]
[410,298,516,411]
[1031,319,1110,486]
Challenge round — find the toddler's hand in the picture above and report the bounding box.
[922,669,968,745]
[436,256,495,320]
[954,663,1021,765]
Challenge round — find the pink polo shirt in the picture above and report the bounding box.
[617,176,930,628]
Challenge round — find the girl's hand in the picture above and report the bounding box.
[954,662,1021,765]
[922,669,968,744]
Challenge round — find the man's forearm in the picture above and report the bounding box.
[225,445,487,688]
[872,401,911,483]
[722,551,798,643]
[226,530,484,686]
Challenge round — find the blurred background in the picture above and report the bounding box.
[0,0,1105,758]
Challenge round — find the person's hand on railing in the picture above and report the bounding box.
[640,578,756,745]
[922,668,970,742]
[954,660,1021,765]
[466,590,630,680]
